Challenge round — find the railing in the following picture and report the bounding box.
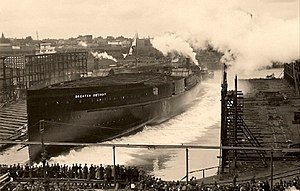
[0,140,299,189]
[203,166,300,186]
[181,166,219,180]
[0,172,10,190]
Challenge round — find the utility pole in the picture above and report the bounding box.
[233,75,238,175]
[1,57,7,102]
[220,63,228,174]
[270,151,274,191]
[40,120,48,191]
[292,63,299,96]
[186,148,189,184]
[113,145,116,187]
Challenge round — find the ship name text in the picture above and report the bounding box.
[75,93,107,99]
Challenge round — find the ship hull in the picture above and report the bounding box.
[28,80,202,162]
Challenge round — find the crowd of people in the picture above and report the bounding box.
[0,163,143,183]
[135,176,300,191]
[0,163,299,190]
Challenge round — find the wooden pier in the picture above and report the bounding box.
[219,62,300,176]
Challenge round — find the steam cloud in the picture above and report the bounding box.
[91,51,117,62]
[149,0,299,74]
[198,8,300,74]
[285,186,299,191]
[152,33,199,65]
[78,41,88,47]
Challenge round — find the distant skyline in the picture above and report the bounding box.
[1,0,299,39]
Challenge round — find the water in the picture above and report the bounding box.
[0,70,227,180]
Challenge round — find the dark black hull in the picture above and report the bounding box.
[28,80,202,162]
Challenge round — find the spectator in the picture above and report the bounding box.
[106,165,112,182]
[99,164,104,180]
[95,165,100,180]
[1,162,299,191]
[83,163,88,179]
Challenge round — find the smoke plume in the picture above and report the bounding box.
[78,41,88,47]
[91,51,117,62]
[151,33,199,65]
[149,0,299,75]
[196,8,300,74]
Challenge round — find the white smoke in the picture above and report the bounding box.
[147,0,299,75]
[151,33,199,65]
[78,41,88,47]
[201,9,300,74]
[285,186,299,191]
[91,51,117,62]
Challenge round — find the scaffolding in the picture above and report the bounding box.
[219,64,267,175]
[284,60,300,95]
[0,52,88,103]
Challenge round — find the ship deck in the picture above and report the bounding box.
[39,72,180,89]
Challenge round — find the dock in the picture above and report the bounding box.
[218,61,300,181]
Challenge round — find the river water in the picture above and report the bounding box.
[0,68,283,181]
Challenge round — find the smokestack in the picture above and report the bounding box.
[186,57,190,64]
[186,57,191,70]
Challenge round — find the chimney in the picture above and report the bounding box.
[186,58,190,65]
[186,58,191,69]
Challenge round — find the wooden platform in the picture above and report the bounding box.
[218,74,300,181]
[0,101,27,141]
[240,78,300,150]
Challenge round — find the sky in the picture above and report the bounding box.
[0,0,299,39]
[1,0,299,73]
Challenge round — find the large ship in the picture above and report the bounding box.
[27,34,210,162]
[27,59,206,161]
